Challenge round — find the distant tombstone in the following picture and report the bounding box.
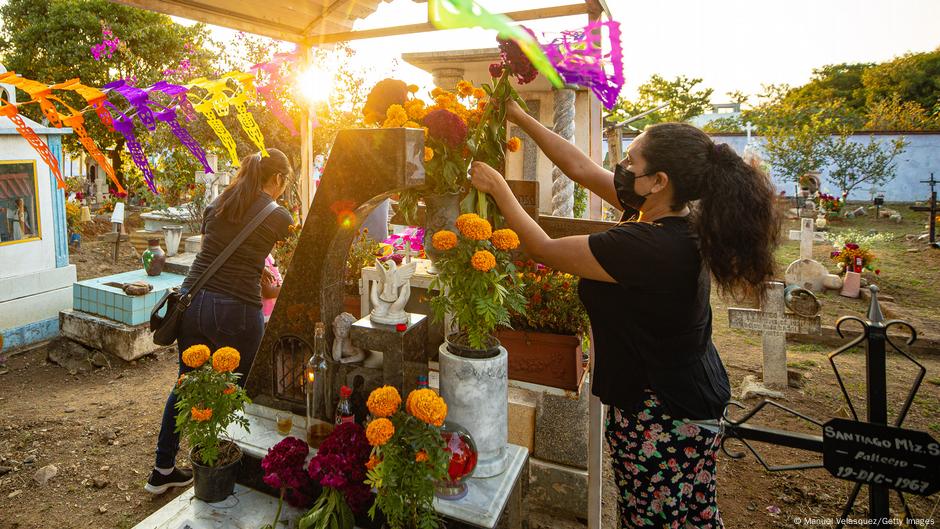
[785,217,829,292]
[728,282,821,389]
[841,271,862,298]
[246,128,426,416]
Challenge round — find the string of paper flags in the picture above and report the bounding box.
[0,0,623,197]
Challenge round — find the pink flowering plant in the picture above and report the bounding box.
[260,436,312,529]
[299,423,373,529]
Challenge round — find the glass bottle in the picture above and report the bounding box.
[305,322,334,447]
[335,385,354,425]
[416,375,429,390]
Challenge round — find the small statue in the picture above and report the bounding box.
[332,312,366,364]
[369,258,416,326]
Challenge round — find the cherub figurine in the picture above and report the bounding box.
[369,258,416,326]
[332,312,366,364]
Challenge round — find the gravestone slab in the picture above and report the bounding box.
[533,390,588,469]
[349,312,428,397]
[246,128,425,416]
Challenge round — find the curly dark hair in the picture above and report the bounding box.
[638,123,781,300]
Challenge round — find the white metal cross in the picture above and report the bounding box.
[401,240,419,264]
[743,121,756,143]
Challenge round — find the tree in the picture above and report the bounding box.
[862,49,940,113]
[608,74,714,128]
[864,94,938,131]
[783,63,871,119]
[761,113,831,185]
[0,0,218,185]
[824,134,907,197]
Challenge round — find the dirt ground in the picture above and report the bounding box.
[0,209,938,529]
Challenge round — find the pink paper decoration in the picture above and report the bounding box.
[542,21,624,110]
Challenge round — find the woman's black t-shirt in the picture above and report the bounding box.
[577,216,731,420]
[182,192,292,308]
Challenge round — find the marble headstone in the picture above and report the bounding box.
[246,128,426,417]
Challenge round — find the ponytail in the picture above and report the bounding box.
[215,148,291,222]
[640,124,781,300]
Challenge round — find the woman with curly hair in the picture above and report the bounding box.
[146,149,294,495]
[469,102,780,529]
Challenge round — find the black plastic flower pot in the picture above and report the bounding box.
[190,441,243,503]
[445,332,501,359]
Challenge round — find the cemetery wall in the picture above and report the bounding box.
[612,132,940,202]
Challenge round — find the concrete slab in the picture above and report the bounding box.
[73,269,183,326]
[527,458,588,519]
[165,252,196,276]
[59,309,162,361]
[131,484,304,529]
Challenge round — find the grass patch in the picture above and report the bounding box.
[927,377,940,387]
[787,359,819,369]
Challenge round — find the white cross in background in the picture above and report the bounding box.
[788,217,827,261]
[743,121,757,143]
[401,240,419,264]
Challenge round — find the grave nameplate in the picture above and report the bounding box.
[823,418,940,496]
[728,308,822,335]
[507,180,539,220]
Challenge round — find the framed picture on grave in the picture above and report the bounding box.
[0,160,41,245]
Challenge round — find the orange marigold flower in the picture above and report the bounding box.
[461,217,493,241]
[176,374,187,386]
[404,99,427,121]
[432,230,457,251]
[366,453,381,470]
[383,104,408,128]
[212,347,241,373]
[408,388,448,427]
[182,344,211,369]
[431,87,446,98]
[366,417,395,447]
[404,120,421,129]
[415,450,429,462]
[471,250,497,272]
[476,99,488,111]
[191,407,213,422]
[367,385,402,418]
[507,136,522,152]
[223,384,236,395]
[455,213,481,234]
[424,147,435,162]
[472,87,486,99]
[491,229,520,251]
[407,84,419,93]
[456,80,474,97]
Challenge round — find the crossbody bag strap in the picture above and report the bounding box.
[180,200,280,307]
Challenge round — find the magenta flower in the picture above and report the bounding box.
[261,436,310,491]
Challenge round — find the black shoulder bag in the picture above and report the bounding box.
[150,201,279,346]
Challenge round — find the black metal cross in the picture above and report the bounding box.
[909,173,938,246]
[696,286,938,527]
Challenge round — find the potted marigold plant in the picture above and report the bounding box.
[497,261,591,391]
[175,344,251,503]
[364,385,450,529]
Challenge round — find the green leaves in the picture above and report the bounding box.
[299,487,354,529]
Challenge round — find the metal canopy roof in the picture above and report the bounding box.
[108,0,611,45]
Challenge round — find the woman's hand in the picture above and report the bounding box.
[469,161,510,198]
[505,99,526,125]
[262,267,277,286]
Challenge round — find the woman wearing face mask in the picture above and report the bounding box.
[146,149,295,494]
[469,102,780,528]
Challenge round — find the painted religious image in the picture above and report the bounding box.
[0,160,40,243]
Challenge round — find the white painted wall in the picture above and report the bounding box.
[0,133,58,280]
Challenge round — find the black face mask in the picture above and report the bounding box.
[613,164,655,211]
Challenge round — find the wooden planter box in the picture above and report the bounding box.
[496,329,584,391]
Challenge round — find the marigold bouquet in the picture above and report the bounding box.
[510,261,590,336]
[428,214,526,350]
[364,385,450,529]
[830,242,877,275]
[174,345,251,467]
[818,193,844,215]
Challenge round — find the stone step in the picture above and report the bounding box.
[59,309,162,362]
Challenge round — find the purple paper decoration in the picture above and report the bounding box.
[151,102,213,174]
[104,79,157,131]
[542,21,624,110]
[148,81,198,122]
[104,101,158,194]
[252,50,301,136]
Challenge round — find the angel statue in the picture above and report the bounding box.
[332,312,366,364]
[369,258,417,326]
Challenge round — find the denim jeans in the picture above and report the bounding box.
[154,289,264,468]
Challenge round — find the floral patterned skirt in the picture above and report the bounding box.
[605,391,723,528]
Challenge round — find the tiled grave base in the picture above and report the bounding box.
[226,403,528,529]
[131,484,304,529]
[73,269,184,326]
[60,309,161,361]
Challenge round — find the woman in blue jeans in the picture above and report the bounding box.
[146,149,294,494]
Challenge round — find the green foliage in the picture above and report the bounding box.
[344,229,382,294]
[173,361,250,467]
[64,200,81,233]
[509,262,590,336]
[573,183,587,218]
[609,75,713,128]
[824,135,907,196]
[298,487,354,529]
[862,49,940,113]
[760,113,832,184]
[366,413,449,529]
[864,95,939,131]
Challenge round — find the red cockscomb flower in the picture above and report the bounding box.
[497,27,539,85]
[422,108,468,148]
